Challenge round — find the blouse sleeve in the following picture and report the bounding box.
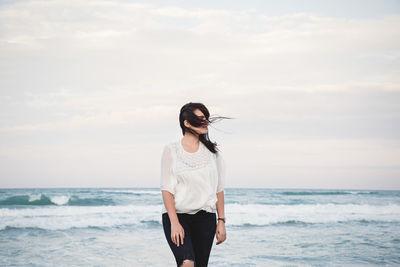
[216,151,226,193]
[160,145,177,195]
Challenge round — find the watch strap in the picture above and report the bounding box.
[217,217,226,223]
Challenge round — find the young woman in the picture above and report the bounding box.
[160,102,230,267]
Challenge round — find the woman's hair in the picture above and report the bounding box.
[179,102,233,154]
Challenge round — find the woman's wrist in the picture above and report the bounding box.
[167,211,180,225]
[217,217,226,223]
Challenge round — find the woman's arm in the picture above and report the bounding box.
[162,190,185,247]
[160,145,184,247]
[215,191,226,245]
[162,190,179,225]
[216,191,225,219]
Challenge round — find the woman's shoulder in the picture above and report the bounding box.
[163,140,180,152]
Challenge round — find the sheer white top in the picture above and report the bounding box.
[160,139,226,214]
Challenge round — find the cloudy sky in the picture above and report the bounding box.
[0,0,399,189]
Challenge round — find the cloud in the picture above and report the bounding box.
[0,0,399,188]
[0,88,179,133]
[1,1,399,104]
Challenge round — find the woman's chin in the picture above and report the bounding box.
[194,128,207,135]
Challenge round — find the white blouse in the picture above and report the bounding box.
[160,139,226,215]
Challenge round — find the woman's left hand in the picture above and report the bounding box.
[215,221,226,245]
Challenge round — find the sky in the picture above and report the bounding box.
[0,0,399,189]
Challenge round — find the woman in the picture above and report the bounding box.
[160,102,230,267]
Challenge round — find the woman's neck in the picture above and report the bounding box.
[181,133,199,146]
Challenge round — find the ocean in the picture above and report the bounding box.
[0,188,399,266]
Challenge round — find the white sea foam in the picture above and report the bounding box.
[225,203,400,226]
[0,205,162,230]
[28,194,42,202]
[1,203,399,230]
[50,195,70,205]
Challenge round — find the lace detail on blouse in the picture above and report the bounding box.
[172,141,212,172]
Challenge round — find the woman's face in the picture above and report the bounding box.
[186,109,208,135]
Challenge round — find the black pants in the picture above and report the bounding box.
[162,210,217,267]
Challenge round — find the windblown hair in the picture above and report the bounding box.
[179,102,233,154]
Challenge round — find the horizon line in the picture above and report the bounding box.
[0,186,399,191]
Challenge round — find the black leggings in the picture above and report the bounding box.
[162,210,217,267]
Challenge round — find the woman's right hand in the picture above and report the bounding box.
[171,222,185,247]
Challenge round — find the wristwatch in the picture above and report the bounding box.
[217,217,226,223]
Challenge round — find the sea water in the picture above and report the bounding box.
[0,188,399,266]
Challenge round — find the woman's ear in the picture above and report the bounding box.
[184,120,191,128]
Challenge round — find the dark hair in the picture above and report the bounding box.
[179,102,233,154]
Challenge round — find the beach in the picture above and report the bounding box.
[1,188,399,266]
